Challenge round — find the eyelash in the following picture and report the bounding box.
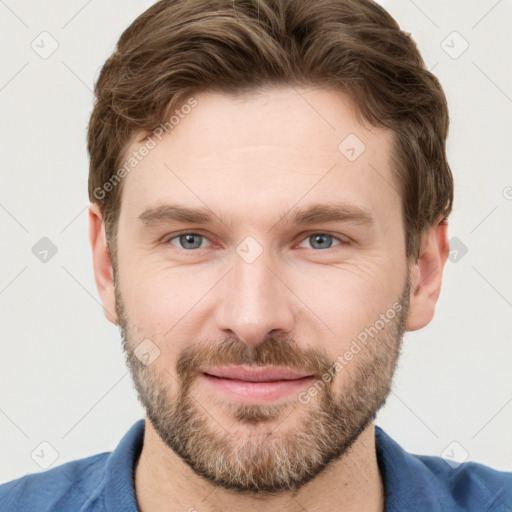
[163,231,350,252]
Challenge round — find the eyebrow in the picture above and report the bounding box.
[138,201,375,229]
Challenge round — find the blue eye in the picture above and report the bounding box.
[169,233,209,250]
[298,233,345,250]
[165,232,348,252]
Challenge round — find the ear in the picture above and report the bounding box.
[88,202,119,325]
[406,216,450,331]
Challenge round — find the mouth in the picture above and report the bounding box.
[199,366,316,404]
[203,366,313,382]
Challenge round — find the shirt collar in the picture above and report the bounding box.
[375,425,444,511]
[103,419,144,512]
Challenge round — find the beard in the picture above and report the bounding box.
[115,276,410,496]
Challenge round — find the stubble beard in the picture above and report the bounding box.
[116,278,410,495]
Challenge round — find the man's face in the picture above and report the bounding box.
[113,87,411,493]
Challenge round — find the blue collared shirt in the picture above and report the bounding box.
[1,420,511,511]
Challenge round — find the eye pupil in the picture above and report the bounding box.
[180,233,202,249]
[310,234,333,249]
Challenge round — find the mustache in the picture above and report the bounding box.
[176,336,333,383]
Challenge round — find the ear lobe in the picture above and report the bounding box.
[88,202,119,325]
[405,218,450,332]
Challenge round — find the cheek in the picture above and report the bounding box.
[290,255,403,353]
[119,247,196,308]
[118,264,215,352]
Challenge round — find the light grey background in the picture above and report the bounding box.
[1,0,511,483]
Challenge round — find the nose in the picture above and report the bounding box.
[214,245,297,346]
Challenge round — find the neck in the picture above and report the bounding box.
[134,419,385,512]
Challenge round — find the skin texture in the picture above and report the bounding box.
[89,86,449,511]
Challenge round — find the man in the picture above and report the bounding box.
[1,0,511,511]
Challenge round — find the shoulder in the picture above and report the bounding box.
[416,454,512,510]
[374,426,512,511]
[0,452,109,512]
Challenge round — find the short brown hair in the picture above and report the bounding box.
[88,0,453,266]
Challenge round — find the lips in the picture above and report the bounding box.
[202,366,313,382]
[200,366,316,404]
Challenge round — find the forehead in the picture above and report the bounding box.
[118,86,400,231]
